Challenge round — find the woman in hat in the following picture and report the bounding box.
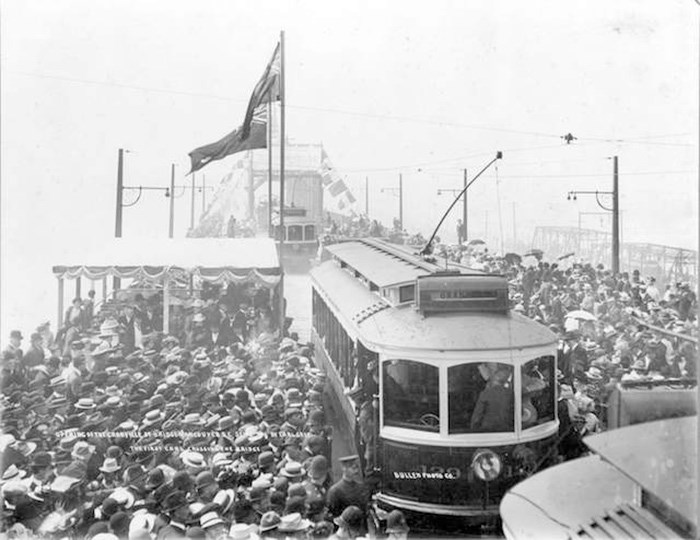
[329,505,364,540]
[384,510,409,540]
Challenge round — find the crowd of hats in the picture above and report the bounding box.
[437,245,698,431]
[0,314,374,539]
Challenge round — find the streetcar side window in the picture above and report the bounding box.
[288,225,303,241]
[312,288,356,387]
[448,363,514,434]
[382,360,439,432]
[304,224,316,241]
[521,355,555,429]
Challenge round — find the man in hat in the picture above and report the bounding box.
[64,297,86,331]
[157,491,189,539]
[470,368,514,432]
[194,471,218,504]
[3,330,24,363]
[23,332,45,371]
[303,455,332,502]
[326,455,368,527]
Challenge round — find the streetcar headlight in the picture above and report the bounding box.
[471,449,502,482]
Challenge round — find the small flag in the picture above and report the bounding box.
[188,105,267,174]
[328,179,348,197]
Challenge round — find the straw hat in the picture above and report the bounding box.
[277,513,311,533]
[181,451,206,469]
[200,511,225,529]
[99,457,121,474]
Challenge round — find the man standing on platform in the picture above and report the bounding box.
[327,455,368,528]
[456,219,465,245]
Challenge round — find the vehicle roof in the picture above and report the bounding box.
[584,415,697,527]
[500,455,637,539]
[311,258,556,352]
[325,240,433,288]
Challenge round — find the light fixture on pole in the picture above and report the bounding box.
[566,156,620,273]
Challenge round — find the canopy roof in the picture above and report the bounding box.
[52,238,281,288]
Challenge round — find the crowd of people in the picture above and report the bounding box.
[432,241,698,457]
[0,284,409,540]
[1,230,697,538]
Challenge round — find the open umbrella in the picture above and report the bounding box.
[523,248,544,260]
[565,310,597,322]
[557,251,576,261]
[467,239,486,246]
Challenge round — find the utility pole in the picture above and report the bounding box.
[612,155,620,274]
[190,173,196,231]
[399,173,403,230]
[462,169,468,241]
[365,176,369,216]
[115,148,124,238]
[114,148,124,296]
[567,155,620,273]
[169,164,175,238]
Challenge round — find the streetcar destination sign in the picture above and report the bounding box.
[416,273,509,313]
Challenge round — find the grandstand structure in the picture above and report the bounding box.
[531,226,697,287]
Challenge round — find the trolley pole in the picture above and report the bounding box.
[169,164,175,238]
[612,155,620,274]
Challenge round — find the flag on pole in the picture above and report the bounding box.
[188,105,267,174]
[188,43,281,173]
[241,43,281,139]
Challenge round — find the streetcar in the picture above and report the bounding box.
[309,238,559,529]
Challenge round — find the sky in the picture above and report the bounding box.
[1,0,698,339]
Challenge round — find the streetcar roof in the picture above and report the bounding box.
[325,240,433,288]
[311,259,555,351]
[584,415,697,527]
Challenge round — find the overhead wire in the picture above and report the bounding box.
[7,69,696,148]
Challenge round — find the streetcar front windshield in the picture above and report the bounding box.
[521,355,556,429]
[448,363,514,434]
[383,360,439,432]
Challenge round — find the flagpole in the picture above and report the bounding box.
[278,31,286,335]
[267,93,273,237]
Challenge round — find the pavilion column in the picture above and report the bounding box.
[163,275,170,335]
[57,278,64,329]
